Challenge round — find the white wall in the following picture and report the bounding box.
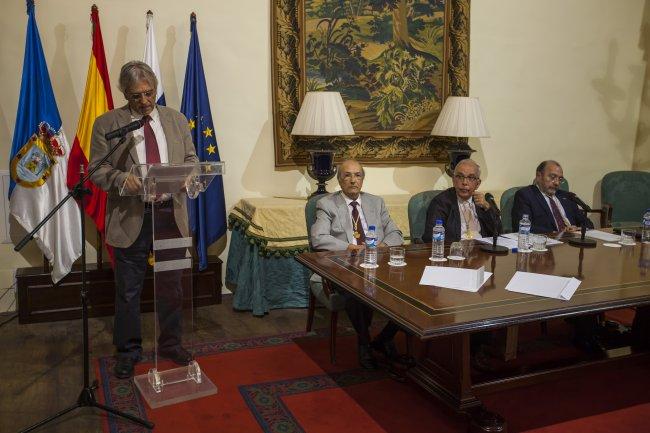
[0,0,646,289]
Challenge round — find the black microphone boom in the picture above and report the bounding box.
[104,119,144,140]
[484,192,501,216]
[566,192,592,212]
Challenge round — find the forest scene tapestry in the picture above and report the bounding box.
[272,0,470,166]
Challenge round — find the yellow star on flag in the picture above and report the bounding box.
[188,119,196,129]
[203,126,213,137]
[206,144,216,155]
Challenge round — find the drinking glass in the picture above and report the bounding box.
[447,242,465,261]
[389,246,406,266]
[620,229,636,246]
[531,234,548,251]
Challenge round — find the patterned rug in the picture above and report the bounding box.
[96,327,650,433]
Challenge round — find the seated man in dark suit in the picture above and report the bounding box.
[511,160,593,234]
[421,159,501,369]
[423,159,501,243]
[512,160,601,353]
[311,159,404,369]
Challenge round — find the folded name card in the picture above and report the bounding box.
[419,266,491,293]
[505,271,581,300]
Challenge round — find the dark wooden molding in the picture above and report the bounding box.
[16,256,222,324]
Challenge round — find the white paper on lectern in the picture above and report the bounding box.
[505,271,581,300]
[419,266,492,293]
[501,233,563,246]
[584,230,621,242]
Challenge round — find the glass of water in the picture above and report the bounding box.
[620,229,636,246]
[531,234,548,251]
[389,246,406,266]
[447,242,465,261]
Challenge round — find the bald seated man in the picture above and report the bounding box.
[310,159,403,369]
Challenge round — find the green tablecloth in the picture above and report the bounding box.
[225,196,411,316]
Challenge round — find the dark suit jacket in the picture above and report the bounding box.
[511,185,594,234]
[422,188,501,243]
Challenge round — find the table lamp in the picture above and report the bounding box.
[291,91,355,197]
[431,96,489,176]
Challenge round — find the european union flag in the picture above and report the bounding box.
[180,12,227,271]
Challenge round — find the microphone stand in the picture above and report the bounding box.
[15,134,154,432]
[480,204,509,254]
[567,207,596,248]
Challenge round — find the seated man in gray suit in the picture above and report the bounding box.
[311,159,403,369]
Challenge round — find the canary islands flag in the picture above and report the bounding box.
[9,0,82,283]
[181,13,227,271]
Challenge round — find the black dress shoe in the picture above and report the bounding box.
[370,339,398,361]
[114,356,138,379]
[159,346,193,365]
[573,335,606,355]
[358,344,378,370]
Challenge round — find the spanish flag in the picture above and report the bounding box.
[67,5,113,258]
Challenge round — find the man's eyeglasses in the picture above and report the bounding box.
[544,174,565,183]
[126,89,156,101]
[453,174,480,183]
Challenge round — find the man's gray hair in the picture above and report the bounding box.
[337,159,365,181]
[453,159,481,178]
[118,61,158,94]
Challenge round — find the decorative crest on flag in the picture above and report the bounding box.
[10,122,65,188]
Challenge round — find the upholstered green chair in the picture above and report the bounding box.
[407,190,443,243]
[601,171,650,228]
[305,193,346,364]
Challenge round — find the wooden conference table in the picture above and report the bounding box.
[296,236,650,432]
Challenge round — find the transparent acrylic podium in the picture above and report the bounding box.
[119,161,224,408]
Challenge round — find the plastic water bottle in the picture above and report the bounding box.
[518,214,532,252]
[642,208,650,244]
[363,225,378,267]
[431,219,445,261]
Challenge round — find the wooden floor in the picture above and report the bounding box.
[0,295,336,433]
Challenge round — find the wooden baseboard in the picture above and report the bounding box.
[16,256,222,324]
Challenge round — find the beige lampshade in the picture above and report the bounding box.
[291,91,355,136]
[431,96,490,138]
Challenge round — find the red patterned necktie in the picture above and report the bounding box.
[350,201,365,245]
[143,115,161,164]
[548,196,567,231]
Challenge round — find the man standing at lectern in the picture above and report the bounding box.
[90,61,198,379]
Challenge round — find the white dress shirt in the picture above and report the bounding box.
[536,185,571,229]
[343,193,368,237]
[457,197,482,239]
[131,107,169,165]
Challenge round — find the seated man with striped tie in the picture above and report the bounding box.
[311,159,404,369]
[511,160,593,234]
[512,160,601,353]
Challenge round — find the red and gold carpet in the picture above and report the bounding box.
[96,327,650,433]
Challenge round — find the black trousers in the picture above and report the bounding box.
[339,291,400,346]
[113,205,185,359]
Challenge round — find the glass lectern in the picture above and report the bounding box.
[119,161,224,408]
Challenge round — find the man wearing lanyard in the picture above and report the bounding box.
[311,159,403,369]
[90,61,198,378]
[422,159,501,243]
